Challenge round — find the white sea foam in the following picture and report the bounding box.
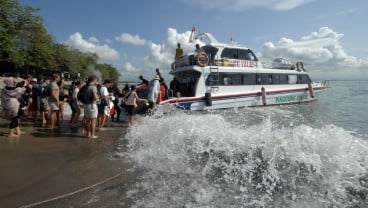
[119,108,368,207]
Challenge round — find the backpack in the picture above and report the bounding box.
[40,84,51,97]
[77,84,94,104]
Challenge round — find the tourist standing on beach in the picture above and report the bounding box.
[48,73,61,130]
[124,85,146,127]
[28,78,38,119]
[57,80,67,122]
[1,77,28,137]
[21,74,33,119]
[110,83,122,122]
[68,81,76,123]
[97,79,111,129]
[71,81,82,128]
[38,78,49,124]
[83,75,99,138]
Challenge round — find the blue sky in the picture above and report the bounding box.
[20,0,368,81]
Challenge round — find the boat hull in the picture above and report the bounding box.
[161,85,327,111]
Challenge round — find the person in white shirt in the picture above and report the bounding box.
[147,75,161,109]
[97,80,112,129]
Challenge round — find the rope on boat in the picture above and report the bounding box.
[18,171,125,208]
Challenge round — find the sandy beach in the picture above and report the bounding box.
[0,116,135,207]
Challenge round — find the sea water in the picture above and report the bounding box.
[116,81,368,207]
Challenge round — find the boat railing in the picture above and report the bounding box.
[261,61,306,72]
[172,54,259,70]
[213,58,258,68]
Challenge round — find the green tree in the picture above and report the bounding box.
[96,63,121,82]
[0,0,55,72]
[1,0,119,79]
[0,0,22,61]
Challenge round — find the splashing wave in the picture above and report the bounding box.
[120,109,368,207]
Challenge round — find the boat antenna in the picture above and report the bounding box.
[230,37,236,45]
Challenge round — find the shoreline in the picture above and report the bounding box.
[0,115,133,207]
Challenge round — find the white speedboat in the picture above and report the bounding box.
[161,33,328,110]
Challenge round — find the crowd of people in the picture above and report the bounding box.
[0,69,173,138]
[0,42,198,138]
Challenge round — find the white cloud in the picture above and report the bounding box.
[260,27,368,79]
[123,62,139,73]
[88,36,99,44]
[118,28,203,81]
[179,0,314,11]
[66,32,119,60]
[115,33,146,45]
[117,27,367,81]
[104,38,112,44]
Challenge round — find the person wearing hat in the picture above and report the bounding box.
[147,75,161,109]
[1,77,28,137]
[124,85,146,127]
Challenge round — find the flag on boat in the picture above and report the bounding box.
[189,25,196,43]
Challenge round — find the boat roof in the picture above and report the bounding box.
[196,33,251,50]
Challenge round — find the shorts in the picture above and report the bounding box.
[49,102,59,111]
[71,100,78,109]
[98,104,106,114]
[84,103,98,119]
[126,105,135,116]
[38,98,49,111]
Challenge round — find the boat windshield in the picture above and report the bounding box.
[221,48,258,61]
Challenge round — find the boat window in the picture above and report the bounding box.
[221,48,258,61]
[206,73,309,86]
[220,73,242,85]
[280,75,289,84]
[202,46,219,64]
[239,49,257,61]
[257,74,269,85]
[221,48,236,59]
[243,74,257,85]
[288,75,297,84]
[272,74,280,84]
[206,73,219,86]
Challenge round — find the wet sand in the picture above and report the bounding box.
[0,117,134,207]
